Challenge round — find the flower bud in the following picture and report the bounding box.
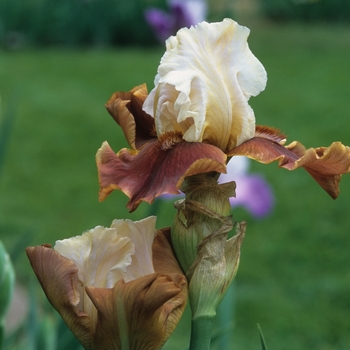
[187,221,246,319]
[26,217,187,350]
[172,172,235,272]
[171,173,246,318]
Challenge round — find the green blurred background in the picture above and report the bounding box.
[1,0,350,349]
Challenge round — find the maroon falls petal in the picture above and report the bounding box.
[96,133,227,212]
[228,126,350,199]
[105,84,156,150]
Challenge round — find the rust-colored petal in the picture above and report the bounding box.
[228,126,350,199]
[105,84,156,150]
[85,228,187,350]
[87,271,187,350]
[26,245,92,349]
[152,228,188,339]
[96,135,227,212]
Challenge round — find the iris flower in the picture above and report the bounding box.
[26,217,187,350]
[96,19,350,212]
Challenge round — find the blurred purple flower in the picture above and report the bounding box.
[145,0,207,42]
[220,157,274,219]
[161,156,274,219]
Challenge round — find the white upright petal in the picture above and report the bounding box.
[54,226,135,326]
[54,226,134,289]
[110,216,157,282]
[143,18,267,152]
[53,217,158,327]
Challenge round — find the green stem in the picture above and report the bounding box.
[216,282,236,349]
[189,316,214,350]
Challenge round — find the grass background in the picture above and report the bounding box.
[1,21,350,349]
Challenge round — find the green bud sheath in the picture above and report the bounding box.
[171,173,246,350]
[172,172,235,272]
[187,220,246,318]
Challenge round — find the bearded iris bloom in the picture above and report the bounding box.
[26,217,187,350]
[96,19,350,212]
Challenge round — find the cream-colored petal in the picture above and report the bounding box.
[54,226,134,288]
[143,19,267,152]
[54,226,135,327]
[110,217,157,282]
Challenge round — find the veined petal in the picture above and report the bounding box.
[96,135,227,212]
[26,246,92,349]
[143,18,267,152]
[105,84,156,150]
[87,273,185,350]
[228,126,350,199]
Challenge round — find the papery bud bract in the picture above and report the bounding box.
[171,173,245,319]
[187,221,246,318]
[172,173,234,272]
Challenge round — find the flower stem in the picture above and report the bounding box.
[189,316,214,350]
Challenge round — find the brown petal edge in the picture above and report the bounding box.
[228,126,350,199]
[105,84,156,150]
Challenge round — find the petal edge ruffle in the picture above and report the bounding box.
[96,138,227,212]
[105,84,156,150]
[228,127,350,199]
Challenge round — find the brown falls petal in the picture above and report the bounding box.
[105,84,156,150]
[252,125,287,144]
[26,245,92,349]
[87,272,187,350]
[96,136,227,212]
[152,228,188,340]
[228,126,350,199]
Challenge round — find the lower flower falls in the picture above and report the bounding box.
[27,19,350,350]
